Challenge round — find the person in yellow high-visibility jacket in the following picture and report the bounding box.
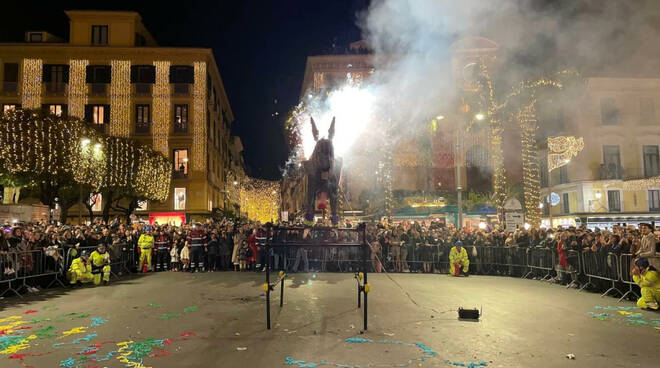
[90,244,111,285]
[138,228,155,272]
[68,251,93,286]
[632,257,660,310]
[449,241,470,277]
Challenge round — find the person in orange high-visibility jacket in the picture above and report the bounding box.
[449,241,470,276]
[632,257,660,310]
[138,228,155,272]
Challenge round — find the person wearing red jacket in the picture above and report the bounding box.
[154,230,171,272]
[247,230,259,271]
[186,223,207,272]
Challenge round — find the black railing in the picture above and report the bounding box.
[134,83,152,95]
[173,123,188,133]
[90,83,108,96]
[600,164,625,180]
[44,82,67,94]
[173,83,190,95]
[2,81,18,94]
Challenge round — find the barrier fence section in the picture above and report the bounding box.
[565,250,581,289]
[580,251,623,298]
[0,251,20,297]
[618,253,640,302]
[0,243,135,298]
[0,239,645,304]
[523,247,555,280]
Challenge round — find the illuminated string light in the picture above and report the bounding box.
[623,176,660,191]
[477,59,507,213]
[0,109,171,203]
[68,60,89,118]
[548,136,584,171]
[519,102,542,227]
[110,60,131,137]
[239,178,280,223]
[152,61,171,155]
[21,59,43,109]
[192,61,207,172]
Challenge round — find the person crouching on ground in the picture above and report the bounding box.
[90,243,111,285]
[68,250,93,286]
[449,240,470,277]
[632,257,659,310]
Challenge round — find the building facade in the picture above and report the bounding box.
[0,10,239,224]
[541,77,660,228]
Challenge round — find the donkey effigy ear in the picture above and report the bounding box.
[310,117,319,141]
[328,117,336,140]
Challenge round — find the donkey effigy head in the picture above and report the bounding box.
[309,117,335,173]
[304,116,341,225]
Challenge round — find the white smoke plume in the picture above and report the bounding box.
[290,0,660,168]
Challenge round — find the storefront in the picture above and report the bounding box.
[149,212,186,226]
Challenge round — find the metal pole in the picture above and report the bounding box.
[362,224,368,331]
[357,275,361,308]
[280,272,284,308]
[266,245,271,329]
[456,127,462,229]
[363,268,368,331]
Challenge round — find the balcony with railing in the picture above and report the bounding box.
[172,168,188,179]
[2,81,18,95]
[44,82,67,95]
[89,83,108,96]
[87,123,106,134]
[133,83,152,96]
[135,123,150,134]
[173,122,188,134]
[172,83,190,96]
[599,164,625,180]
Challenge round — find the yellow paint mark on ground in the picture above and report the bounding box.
[0,334,37,355]
[61,326,87,336]
[0,315,22,323]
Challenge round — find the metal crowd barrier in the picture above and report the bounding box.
[0,248,66,297]
[0,252,20,297]
[523,247,555,281]
[565,249,582,289]
[618,253,640,302]
[580,251,623,298]
[0,243,138,298]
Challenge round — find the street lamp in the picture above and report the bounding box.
[475,113,485,121]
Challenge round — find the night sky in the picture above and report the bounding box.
[0,0,369,180]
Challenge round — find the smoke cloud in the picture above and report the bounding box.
[290,0,660,188]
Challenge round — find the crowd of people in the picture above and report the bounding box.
[1,217,658,309]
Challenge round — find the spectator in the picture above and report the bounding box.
[636,223,660,270]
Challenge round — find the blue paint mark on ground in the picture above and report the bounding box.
[445,360,488,367]
[59,357,76,368]
[345,337,372,343]
[284,357,320,367]
[90,317,108,327]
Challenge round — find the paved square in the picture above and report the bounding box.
[1,273,657,367]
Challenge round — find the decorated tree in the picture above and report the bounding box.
[0,109,172,224]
